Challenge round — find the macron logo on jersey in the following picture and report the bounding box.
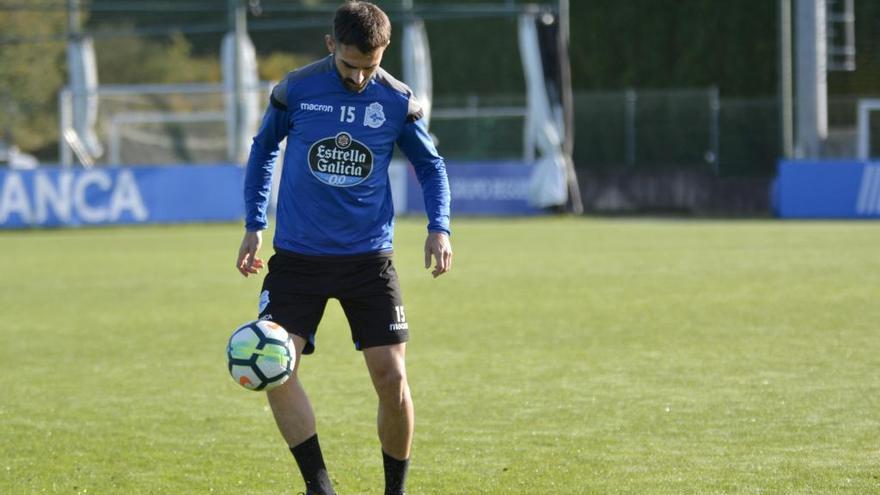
[300,102,334,113]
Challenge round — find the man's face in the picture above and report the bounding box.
[326,35,386,93]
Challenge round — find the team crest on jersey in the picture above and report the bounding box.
[363,102,386,129]
[307,132,374,187]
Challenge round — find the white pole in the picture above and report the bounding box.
[226,0,247,163]
[795,0,828,158]
[779,0,794,159]
[59,89,73,167]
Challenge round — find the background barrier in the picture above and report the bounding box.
[403,161,541,216]
[10,159,880,228]
[0,161,542,229]
[774,160,880,218]
[0,165,244,228]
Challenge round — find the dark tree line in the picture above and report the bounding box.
[3,0,879,157]
[82,0,880,97]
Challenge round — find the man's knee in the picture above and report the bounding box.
[364,344,411,404]
[376,364,407,390]
[372,365,409,405]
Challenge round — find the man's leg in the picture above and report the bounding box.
[363,343,413,495]
[267,335,314,445]
[267,335,335,495]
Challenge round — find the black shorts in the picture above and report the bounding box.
[257,249,409,355]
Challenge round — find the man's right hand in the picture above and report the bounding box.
[236,230,265,277]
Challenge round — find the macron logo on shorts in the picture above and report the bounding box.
[389,321,408,332]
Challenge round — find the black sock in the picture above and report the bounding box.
[382,450,409,495]
[289,435,335,495]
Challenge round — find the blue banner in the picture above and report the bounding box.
[1,161,545,229]
[405,161,542,215]
[775,160,880,218]
[0,165,245,228]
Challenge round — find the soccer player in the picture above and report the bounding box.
[234,2,452,495]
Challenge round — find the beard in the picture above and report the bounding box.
[344,78,367,92]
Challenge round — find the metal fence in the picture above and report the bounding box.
[53,84,880,175]
[572,89,880,177]
[430,88,777,176]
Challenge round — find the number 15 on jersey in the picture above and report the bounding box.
[340,106,356,123]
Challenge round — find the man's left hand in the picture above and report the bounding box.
[424,231,453,278]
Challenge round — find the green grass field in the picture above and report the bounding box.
[1,218,879,494]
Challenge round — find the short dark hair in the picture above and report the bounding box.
[333,1,391,53]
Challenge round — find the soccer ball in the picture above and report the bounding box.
[227,320,295,391]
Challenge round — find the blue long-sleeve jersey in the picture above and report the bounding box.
[244,55,451,256]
